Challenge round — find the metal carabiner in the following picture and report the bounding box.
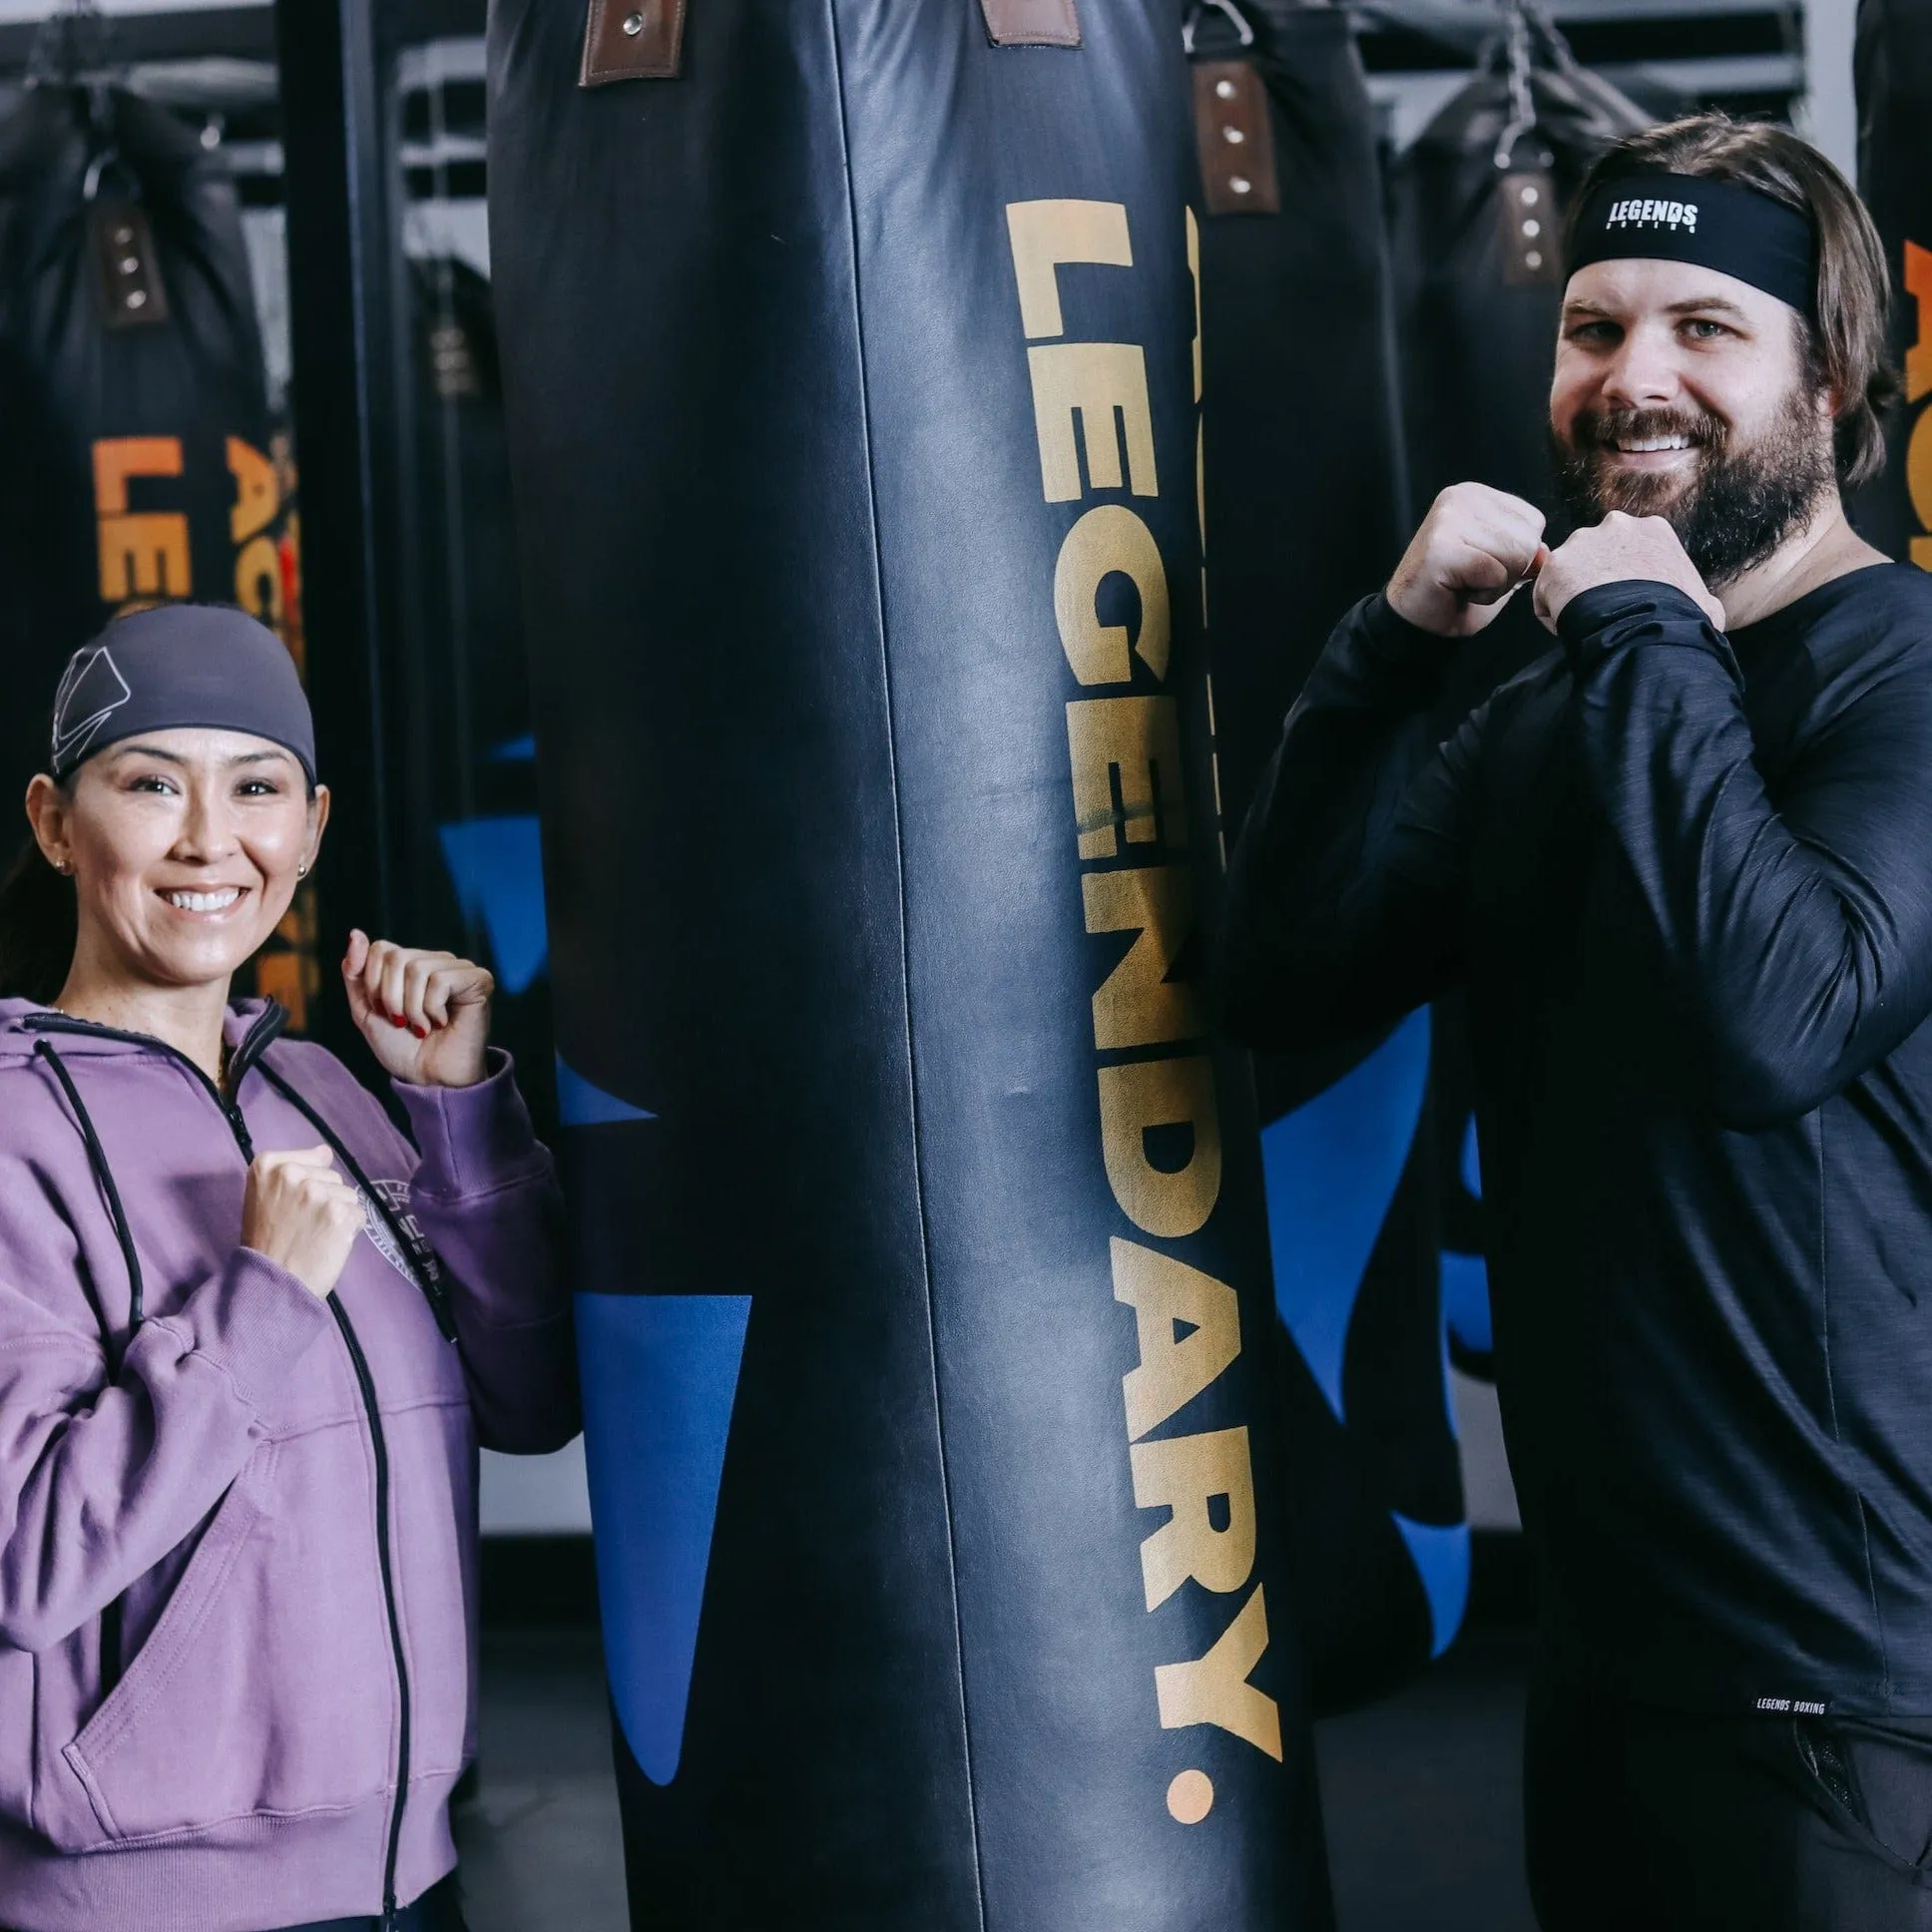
[1183,0,1256,58]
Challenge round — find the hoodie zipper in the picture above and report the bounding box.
[23,1005,416,1922]
[25,1002,286,1159]
[328,1294,413,1930]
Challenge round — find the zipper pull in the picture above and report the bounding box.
[379,1899,401,1931]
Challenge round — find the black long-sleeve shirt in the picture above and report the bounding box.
[1219,564,1932,1715]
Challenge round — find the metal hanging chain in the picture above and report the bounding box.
[1183,0,1255,58]
[26,0,115,89]
[1523,0,1590,84]
[1492,0,1539,172]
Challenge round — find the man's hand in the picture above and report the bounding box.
[1533,511,1726,635]
[1386,483,1550,640]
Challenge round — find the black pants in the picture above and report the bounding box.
[1528,1663,1932,1930]
[276,1874,467,1932]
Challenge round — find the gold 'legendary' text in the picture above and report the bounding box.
[1905,242,1932,572]
[1005,198,1280,1821]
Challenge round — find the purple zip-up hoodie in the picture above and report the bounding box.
[0,997,579,1931]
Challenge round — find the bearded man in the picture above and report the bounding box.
[1217,116,1932,1926]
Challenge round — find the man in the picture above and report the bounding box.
[1218,116,1932,1926]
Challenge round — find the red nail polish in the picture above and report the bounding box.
[390,1016,408,1029]
[412,1025,429,1040]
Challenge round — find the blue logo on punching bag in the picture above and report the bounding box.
[576,1289,750,1785]
[1441,1117,1493,1356]
[437,814,550,995]
[1258,1008,1472,1658]
[559,1057,748,1786]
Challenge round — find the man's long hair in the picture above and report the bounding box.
[1565,116,1901,491]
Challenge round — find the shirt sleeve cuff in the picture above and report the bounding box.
[1361,591,1451,675]
[1555,579,1729,671]
[391,1050,548,1199]
[181,1248,334,1413]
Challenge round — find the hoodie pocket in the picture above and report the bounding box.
[40,1432,394,1851]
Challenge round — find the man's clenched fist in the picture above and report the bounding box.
[1386,483,1550,640]
[1532,511,1726,635]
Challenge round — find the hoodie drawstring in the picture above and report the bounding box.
[34,1037,144,1693]
[34,1040,145,1357]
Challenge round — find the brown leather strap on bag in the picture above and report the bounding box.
[580,0,687,86]
[580,0,1079,86]
[981,0,1081,47]
[1192,61,1279,216]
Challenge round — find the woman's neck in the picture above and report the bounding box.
[51,958,233,1086]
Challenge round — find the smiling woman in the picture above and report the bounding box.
[0,602,579,1932]
[0,604,324,1017]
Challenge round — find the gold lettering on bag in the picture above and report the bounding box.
[1907,242,1932,573]
[93,436,189,605]
[1055,502,1172,686]
[1065,697,1187,858]
[1007,200,1133,338]
[1027,342,1160,502]
[227,434,279,543]
[1082,866,1201,1051]
[1006,195,1277,1787]
[1131,1427,1257,1609]
[1155,1585,1284,1761]
[1112,1236,1242,1440]
[1097,1055,1221,1237]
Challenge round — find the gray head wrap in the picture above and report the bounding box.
[50,604,315,784]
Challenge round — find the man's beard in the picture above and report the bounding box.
[1552,379,1836,590]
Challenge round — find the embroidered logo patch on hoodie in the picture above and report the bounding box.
[360,1178,429,1289]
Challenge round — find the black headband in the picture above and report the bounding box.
[50,604,315,783]
[1566,172,1816,317]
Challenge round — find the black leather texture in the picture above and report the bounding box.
[486,0,1331,1924]
[1189,0,1453,1716]
[0,85,273,813]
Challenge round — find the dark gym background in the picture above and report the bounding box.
[0,0,1856,1925]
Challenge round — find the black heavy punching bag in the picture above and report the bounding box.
[1388,6,1648,537]
[488,3,1330,1928]
[0,81,280,810]
[400,257,558,1130]
[1856,0,1932,568]
[1187,0,1461,1712]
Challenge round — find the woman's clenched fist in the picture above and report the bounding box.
[241,1146,365,1297]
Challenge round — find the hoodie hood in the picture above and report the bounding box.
[0,995,283,1064]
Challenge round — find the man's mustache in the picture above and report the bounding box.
[1564,406,1728,456]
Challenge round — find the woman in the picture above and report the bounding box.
[0,603,578,1932]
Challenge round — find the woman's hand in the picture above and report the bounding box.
[242,1147,365,1297]
[342,930,493,1088]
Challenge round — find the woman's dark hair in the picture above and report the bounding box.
[0,782,76,1005]
[1566,115,1902,490]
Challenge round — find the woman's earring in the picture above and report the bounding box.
[296,860,309,878]
[54,858,72,876]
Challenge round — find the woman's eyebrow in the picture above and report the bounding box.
[105,742,189,765]
[102,744,292,769]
